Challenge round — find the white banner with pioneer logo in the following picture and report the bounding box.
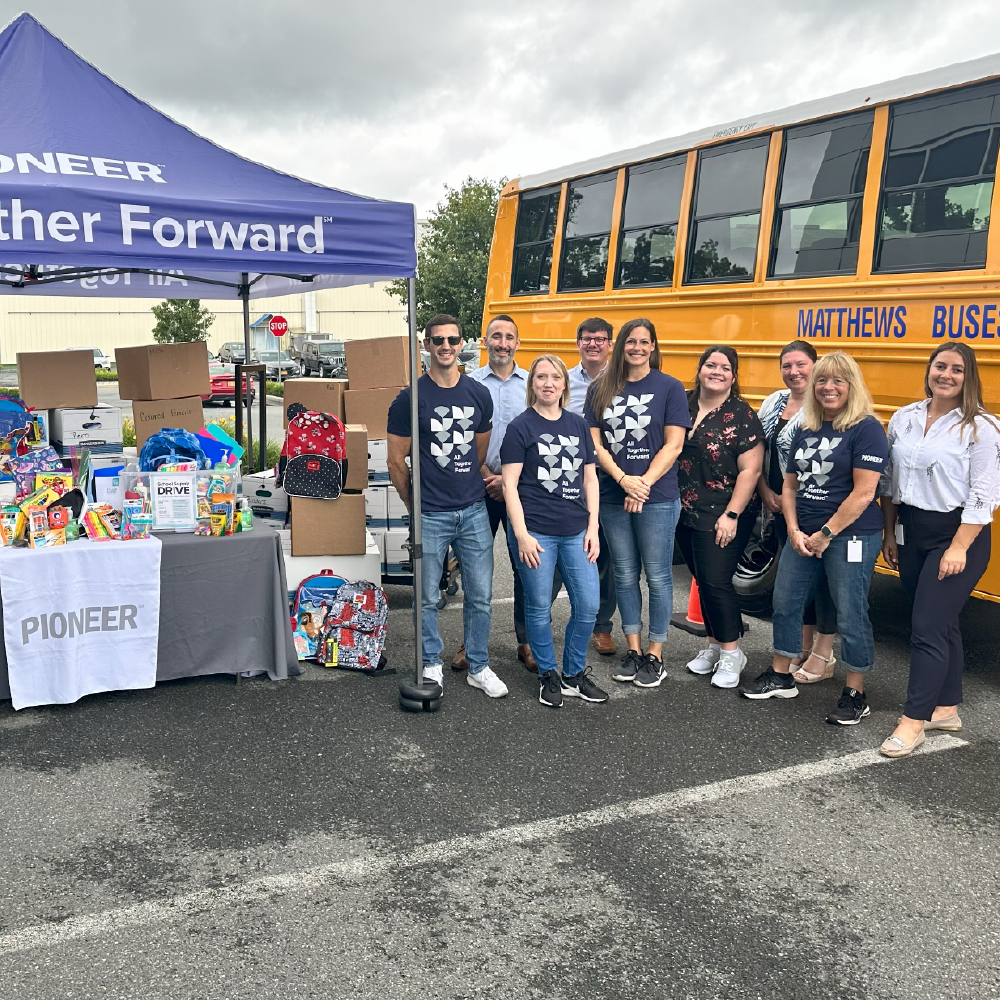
[0,537,162,710]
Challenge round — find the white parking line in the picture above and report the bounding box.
[0,735,967,957]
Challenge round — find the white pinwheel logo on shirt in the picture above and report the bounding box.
[603,393,653,453]
[430,405,475,468]
[536,433,583,493]
[794,435,843,487]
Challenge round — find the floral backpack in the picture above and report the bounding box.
[280,406,346,499]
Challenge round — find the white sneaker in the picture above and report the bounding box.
[423,663,443,694]
[467,665,508,699]
[711,648,746,689]
[687,646,720,675]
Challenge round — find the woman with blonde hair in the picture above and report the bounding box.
[741,351,888,726]
[878,343,1000,756]
[502,354,606,708]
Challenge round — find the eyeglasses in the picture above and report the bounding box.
[430,335,463,346]
[579,337,609,346]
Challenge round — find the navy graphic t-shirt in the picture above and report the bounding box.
[584,369,691,504]
[387,374,493,513]
[790,416,888,535]
[500,408,596,536]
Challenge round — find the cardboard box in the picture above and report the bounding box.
[345,336,410,391]
[278,528,382,600]
[17,350,98,410]
[50,404,123,449]
[344,423,368,491]
[370,528,386,569]
[131,396,205,449]
[244,471,288,522]
[345,388,400,443]
[384,527,411,576]
[368,438,388,463]
[365,486,388,529]
[115,342,210,401]
[387,485,410,528]
[290,493,366,557]
[281,377,349,425]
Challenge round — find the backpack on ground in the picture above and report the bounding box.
[279,407,346,500]
[290,569,347,661]
[318,580,392,674]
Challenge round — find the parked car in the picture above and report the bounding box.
[299,339,346,377]
[202,364,257,407]
[257,350,298,380]
[218,342,258,364]
[68,347,113,370]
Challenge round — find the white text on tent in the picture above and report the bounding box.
[0,153,164,182]
[120,205,325,254]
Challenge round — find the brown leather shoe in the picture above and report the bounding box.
[517,644,538,673]
[450,645,469,671]
[592,632,616,656]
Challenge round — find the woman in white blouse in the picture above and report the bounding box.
[880,343,1000,757]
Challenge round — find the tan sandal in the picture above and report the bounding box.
[791,650,836,684]
[925,714,962,732]
[879,730,926,758]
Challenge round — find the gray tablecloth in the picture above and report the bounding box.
[0,525,300,701]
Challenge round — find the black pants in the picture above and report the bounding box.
[897,505,991,720]
[485,495,561,646]
[593,523,617,635]
[676,514,755,644]
[773,512,838,634]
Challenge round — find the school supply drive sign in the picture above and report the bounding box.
[0,537,162,709]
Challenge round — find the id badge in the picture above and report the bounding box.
[895,522,905,546]
[847,538,863,563]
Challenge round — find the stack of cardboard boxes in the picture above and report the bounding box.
[343,336,411,579]
[114,342,210,450]
[17,350,124,460]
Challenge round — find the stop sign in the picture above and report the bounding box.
[268,315,288,337]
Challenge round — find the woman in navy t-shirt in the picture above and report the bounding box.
[741,351,888,727]
[585,319,690,689]
[502,355,605,709]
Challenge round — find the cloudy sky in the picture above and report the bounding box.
[2,1,998,214]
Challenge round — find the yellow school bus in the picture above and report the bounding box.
[483,52,1000,602]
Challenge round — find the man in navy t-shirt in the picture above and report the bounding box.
[387,314,508,699]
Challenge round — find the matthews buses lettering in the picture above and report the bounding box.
[797,305,907,339]
[797,302,1000,340]
[21,605,139,644]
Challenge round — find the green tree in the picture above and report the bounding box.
[150,299,216,343]
[390,176,505,337]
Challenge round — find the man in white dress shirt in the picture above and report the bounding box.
[566,317,619,655]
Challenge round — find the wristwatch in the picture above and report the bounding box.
[725,510,738,520]
[820,524,834,538]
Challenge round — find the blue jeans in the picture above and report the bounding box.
[771,530,881,672]
[420,501,493,673]
[600,500,680,643]
[508,525,599,677]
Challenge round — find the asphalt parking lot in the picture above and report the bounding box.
[0,533,998,999]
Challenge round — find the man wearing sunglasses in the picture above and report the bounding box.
[567,317,619,656]
[387,314,508,699]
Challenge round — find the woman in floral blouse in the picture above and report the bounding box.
[676,345,764,689]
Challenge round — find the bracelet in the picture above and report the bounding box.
[618,472,626,485]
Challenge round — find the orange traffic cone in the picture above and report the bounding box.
[686,578,705,626]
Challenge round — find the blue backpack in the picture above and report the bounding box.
[139,428,210,471]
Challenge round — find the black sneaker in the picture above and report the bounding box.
[612,649,643,683]
[562,667,609,703]
[740,669,799,700]
[826,687,870,725]
[539,670,563,709]
[633,653,666,688]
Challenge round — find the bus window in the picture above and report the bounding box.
[770,111,873,278]
[685,135,770,283]
[876,80,1000,273]
[511,185,560,295]
[558,171,617,291]
[616,155,687,287]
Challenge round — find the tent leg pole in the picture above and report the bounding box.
[407,276,423,687]
[241,273,253,469]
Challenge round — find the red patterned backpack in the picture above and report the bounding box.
[318,580,392,674]
[280,405,346,499]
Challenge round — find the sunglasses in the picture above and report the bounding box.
[429,335,463,346]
